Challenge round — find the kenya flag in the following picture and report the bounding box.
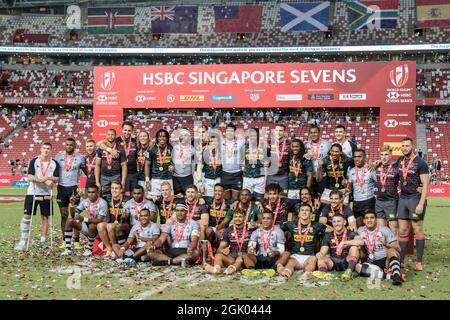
[87,7,135,34]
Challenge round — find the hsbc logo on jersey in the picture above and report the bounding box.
[96,120,108,127]
[99,71,116,91]
[384,119,398,128]
[389,64,409,87]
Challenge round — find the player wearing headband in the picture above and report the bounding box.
[147,203,200,266]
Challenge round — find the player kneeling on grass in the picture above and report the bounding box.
[204,208,254,275]
[97,181,131,258]
[113,208,160,263]
[314,214,360,281]
[246,211,286,276]
[61,185,108,256]
[146,203,200,266]
[354,211,402,286]
[278,204,326,280]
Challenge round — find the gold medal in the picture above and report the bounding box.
[403,181,407,186]
[381,187,386,192]
[300,247,305,252]
[335,183,340,188]
[159,166,163,171]
[107,165,112,170]
[252,164,256,169]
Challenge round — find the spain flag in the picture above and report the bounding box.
[417,0,450,28]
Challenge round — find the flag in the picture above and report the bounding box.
[214,5,262,33]
[87,7,135,34]
[347,0,399,30]
[417,0,450,28]
[150,6,198,34]
[280,2,330,32]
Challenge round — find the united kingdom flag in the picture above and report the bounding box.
[150,6,175,21]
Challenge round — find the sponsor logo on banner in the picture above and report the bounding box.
[383,142,403,156]
[99,71,116,91]
[135,95,146,102]
[249,94,260,102]
[384,119,412,128]
[167,94,176,103]
[387,92,399,99]
[97,95,107,102]
[210,95,235,101]
[96,120,108,127]
[0,178,12,186]
[428,185,450,197]
[276,94,302,101]
[12,181,29,187]
[180,95,205,102]
[308,94,334,101]
[339,93,366,101]
[389,64,409,88]
[384,119,398,128]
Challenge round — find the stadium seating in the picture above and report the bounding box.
[0,0,450,48]
[0,114,92,174]
[417,69,450,99]
[426,121,450,174]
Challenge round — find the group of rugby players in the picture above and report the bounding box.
[14,121,430,285]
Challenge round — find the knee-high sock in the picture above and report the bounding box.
[347,256,358,271]
[389,256,401,277]
[415,234,425,263]
[86,236,95,251]
[64,231,73,250]
[399,236,409,262]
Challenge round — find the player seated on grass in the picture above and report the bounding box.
[61,185,108,256]
[278,204,326,280]
[146,203,200,266]
[204,208,254,275]
[218,188,261,231]
[246,211,286,274]
[113,208,160,263]
[314,214,360,281]
[319,190,356,232]
[97,181,131,259]
[353,211,402,286]
[123,185,157,226]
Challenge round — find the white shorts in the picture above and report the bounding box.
[149,179,173,196]
[204,177,221,197]
[138,180,148,193]
[243,176,266,195]
[288,189,300,200]
[291,254,313,269]
[321,188,349,206]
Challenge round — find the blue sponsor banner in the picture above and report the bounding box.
[12,181,29,187]
[210,95,235,101]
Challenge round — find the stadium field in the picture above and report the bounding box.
[0,187,448,300]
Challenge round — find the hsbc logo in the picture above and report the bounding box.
[430,188,445,194]
[99,71,116,91]
[97,95,107,102]
[97,120,108,127]
[387,92,399,99]
[135,95,145,102]
[390,64,409,87]
[384,119,398,128]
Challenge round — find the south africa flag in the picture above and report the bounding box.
[347,0,398,30]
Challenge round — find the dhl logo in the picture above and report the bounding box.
[180,95,205,102]
[383,142,403,156]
